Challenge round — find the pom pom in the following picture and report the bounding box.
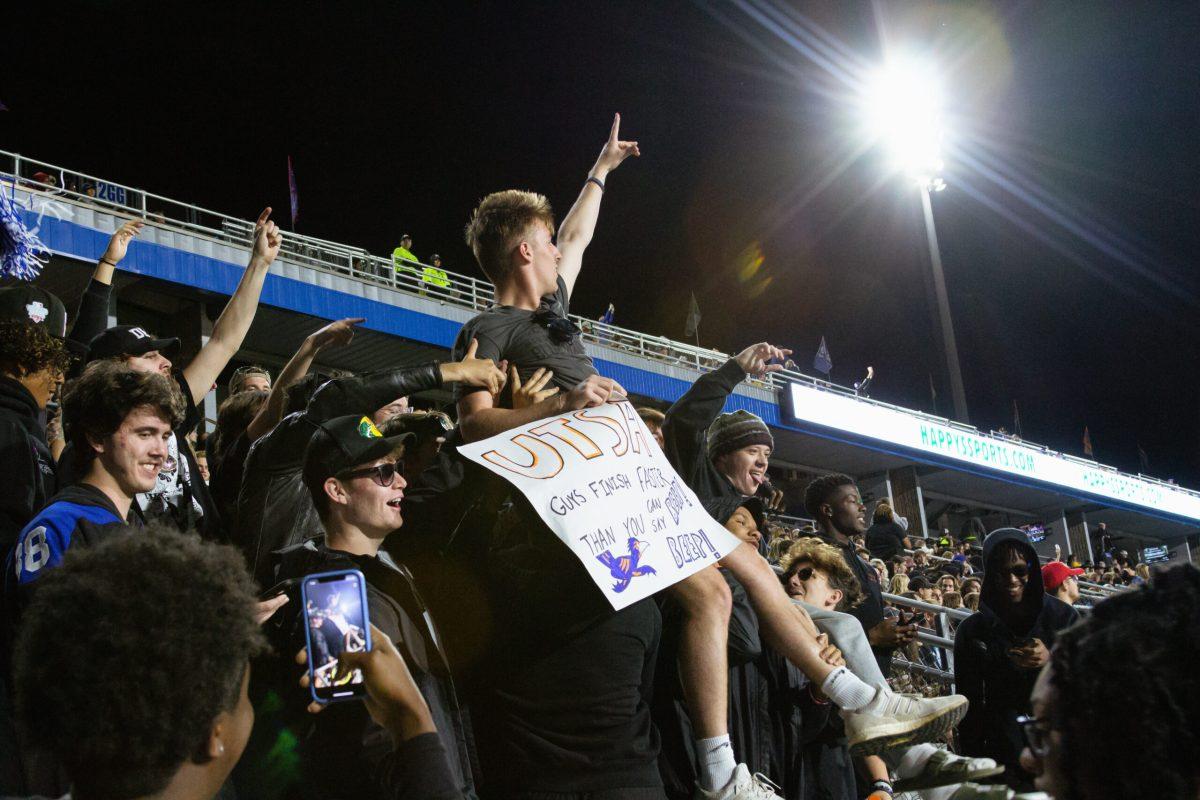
[0,189,50,280]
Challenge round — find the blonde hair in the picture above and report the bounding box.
[1136,563,1151,582]
[888,574,910,595]
[778,537,863,610]
[464,190,555,284]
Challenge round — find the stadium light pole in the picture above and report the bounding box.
[864,57,969,423]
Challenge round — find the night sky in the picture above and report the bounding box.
[4,1,1198,486]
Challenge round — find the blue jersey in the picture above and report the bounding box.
[6,485,126,596]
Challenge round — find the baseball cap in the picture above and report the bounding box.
[1042,562,1084,591]
[0,285,67,337]
[87,325,180,363]
[303,414,414,489]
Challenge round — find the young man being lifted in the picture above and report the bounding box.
[453,117,962,800]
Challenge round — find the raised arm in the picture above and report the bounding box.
[69,219,144,348]
[662,342,790,483]
[245,317,364,442]
[555,114,640,299]
[182,207,280,406]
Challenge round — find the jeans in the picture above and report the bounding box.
[793,599,887,686]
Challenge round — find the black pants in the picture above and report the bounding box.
[472,578,664,795]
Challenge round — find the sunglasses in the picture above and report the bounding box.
[532,308,581,344]
[998,563,1030,580]
[1016,714,1051,758]
[790,566,815,582]
[338,460,403,487]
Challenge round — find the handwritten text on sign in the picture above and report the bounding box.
[458,401,742,610]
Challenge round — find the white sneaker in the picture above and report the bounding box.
[693,763,784,800]
[842,687,968,756]
[895,748,1004,792]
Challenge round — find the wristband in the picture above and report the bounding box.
[99,257,118,268]
[586,176,605,192]
[871,780,894,797]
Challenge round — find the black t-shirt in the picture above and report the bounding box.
[866,521,907,560]
[451,275,595,403]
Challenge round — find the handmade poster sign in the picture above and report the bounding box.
[458,401,743,610]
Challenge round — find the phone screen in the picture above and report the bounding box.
[302,570,371,703]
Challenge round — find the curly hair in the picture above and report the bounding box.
[62,360,186,473]
[210,388,268,461]
[464,189,556,284]
[1049,563,1199,800]
[778,536,864,611]
[0,319,73,379]
[803,473,856,519]
[12,524,267,799]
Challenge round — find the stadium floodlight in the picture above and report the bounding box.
[862,56,946,190]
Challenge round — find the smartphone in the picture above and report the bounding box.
[301,569,372,704]
[258,576,300,601]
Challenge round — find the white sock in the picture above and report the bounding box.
[894,743,938,779]
[820,666,877,711]
[696,734,737,791]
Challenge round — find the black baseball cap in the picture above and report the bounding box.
[303,414,413,488]
[0,285,67,337]
[87,325,181,363]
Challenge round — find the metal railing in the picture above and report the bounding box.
[3,145,1199,511]
[882,592,970,688]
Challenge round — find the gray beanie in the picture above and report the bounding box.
[706,410,774,460]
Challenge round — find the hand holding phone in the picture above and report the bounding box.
[296,623,435,742]
[302,569,372,703]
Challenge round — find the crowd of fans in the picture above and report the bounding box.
[1,118,1197,800]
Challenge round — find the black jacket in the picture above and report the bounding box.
[0,378,55,558]
[659,362,847,800]
[865,521,908,561]
[953,528,1080,784]
[67,278,112,362]
[233,363,443,587]
[268,538,475,800]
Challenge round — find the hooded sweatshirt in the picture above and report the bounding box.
[953,527,1079,784]
[0,377,56,557]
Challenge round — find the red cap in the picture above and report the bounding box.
[1042,561,1084,591]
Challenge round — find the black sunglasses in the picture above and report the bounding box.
[790,566,815,582]
[998,563,1030,580]
[338,460,403,487]
[532,308,581,344]
[1016,714,1051,758]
